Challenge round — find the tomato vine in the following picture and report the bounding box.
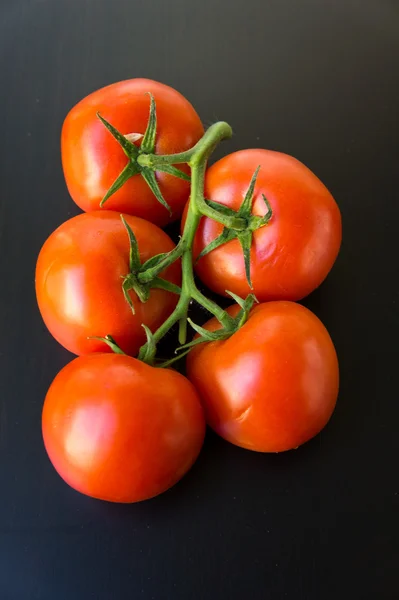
[96,97,275,365]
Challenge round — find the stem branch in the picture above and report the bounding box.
[138,122,235,362]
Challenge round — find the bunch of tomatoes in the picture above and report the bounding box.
[35,79,341,503]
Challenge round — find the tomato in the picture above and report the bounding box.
[186,149,341,301]
[187,302,339,452]
[35,211,180,356]
[61,79,204,227]
[42,354,205,502]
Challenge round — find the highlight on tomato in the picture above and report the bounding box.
[42,354,206,503]
[187,149,342,302]
[187,301,339,453]
[61,78,204,227]
[35,211,181,356]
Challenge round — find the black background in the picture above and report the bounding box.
[1,1,398,598]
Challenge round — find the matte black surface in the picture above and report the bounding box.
[1,1,398,598]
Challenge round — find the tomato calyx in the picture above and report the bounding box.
[197,166,272,288]
[120,216,181,314]
[97,93,190,214]
[136,291,257,369]
[176,291,257,353]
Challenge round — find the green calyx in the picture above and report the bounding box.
[175,291,257,353]
[138,292,256,370]
[97,94,189,214]
[120,216,181,314]
[197,166,273,289]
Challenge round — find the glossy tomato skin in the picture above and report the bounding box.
[35,211,181,356]
[188,149,341,301]
[187,302,339,453]
[62,79,204,227]
[42,354,206,503]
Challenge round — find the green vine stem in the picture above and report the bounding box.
[137,122,237,364]
[137,131,247,231]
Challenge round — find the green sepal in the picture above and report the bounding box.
[141,168,172,215]
[156,347,192,369]
[187,318,225,341]
[120,215,141,272]
[228,292,258,328]
[237,230,254,289]
[100,162,140,207]
[155,164,191,182]
[175,319,231,353]
[96,113,139,158]
[175,336,211,353]
[248,194,273,230]
[138,324,157,364]
[195,228,236,263]
[140,253,168,271]
[122,278,137,314]
[225,290,247,309]
[239,165,260,217]
[140,93,157,154]
[88,335,126,355]
[205,199,239,218]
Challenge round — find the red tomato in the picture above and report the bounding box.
[186,149,341,301]
[42,354,205,502]
[62,79,204,227]
[35,211,180,356]
[187,302,339,452]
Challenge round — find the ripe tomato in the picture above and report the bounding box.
[187,149,341,301]
[42,354,205,502]
[187,302,339,452]
[61,79,204,227]
[35,211,180,356]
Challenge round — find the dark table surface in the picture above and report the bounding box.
[1,1,398,598]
